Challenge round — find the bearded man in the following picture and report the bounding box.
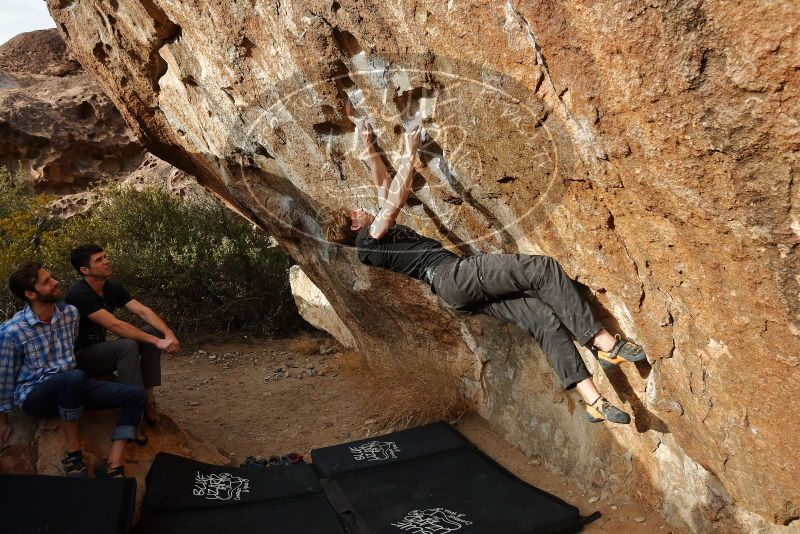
[0,260,146,477]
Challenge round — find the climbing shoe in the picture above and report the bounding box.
[61,450,88,478]
[242,453,305,469]
[585,397,631,424]
[596,338,647,369]
[95,459,126,478]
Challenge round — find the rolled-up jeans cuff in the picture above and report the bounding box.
[578,321,605,347]
[59,405,84,421]
[111,425,136,441]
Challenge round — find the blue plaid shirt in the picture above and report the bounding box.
[0,302,79,412]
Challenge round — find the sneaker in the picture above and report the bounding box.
[281,453,304,465]
[585,397,631,424]
[61,450,88,478]
[95,459,126,478]
[241,456,268,469]
[596,338,647,369]
[128,428,149,447]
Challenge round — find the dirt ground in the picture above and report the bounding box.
[158,333,683,534]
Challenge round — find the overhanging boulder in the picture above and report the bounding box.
[46,1,799,531]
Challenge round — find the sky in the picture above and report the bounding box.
[0,0,56,47]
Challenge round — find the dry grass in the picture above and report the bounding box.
[287,333,322,355]
[333,350,369,374]
[332,349,470,430]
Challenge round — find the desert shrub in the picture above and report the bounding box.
[0,167,55,319]
[0,166,300,336]
[287,332,323,355]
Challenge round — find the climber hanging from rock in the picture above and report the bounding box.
[324,120,647,424]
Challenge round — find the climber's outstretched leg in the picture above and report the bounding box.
[435,253,647,367]
[475,295,630,424]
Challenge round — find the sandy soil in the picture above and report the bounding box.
[158,334,683,533]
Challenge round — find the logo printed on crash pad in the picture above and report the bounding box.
[349,440,401,462]
[391,508,473,533]
[192,472,250,501]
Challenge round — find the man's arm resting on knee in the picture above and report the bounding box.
[86,308,175,352]
[369,126,422,239]
[124,299,180,350]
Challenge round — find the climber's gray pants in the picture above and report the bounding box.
[432,254,603,389]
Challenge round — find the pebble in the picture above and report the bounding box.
[611,505,618,511]
[634,517,646,523]
[588,496,600,503]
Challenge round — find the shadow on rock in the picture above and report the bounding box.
[575,281,669,434]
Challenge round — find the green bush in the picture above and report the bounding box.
[0,167,55,320]
[0,166,300,336]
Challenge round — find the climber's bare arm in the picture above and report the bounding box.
[369,126,422,239]
[358,121,391,209]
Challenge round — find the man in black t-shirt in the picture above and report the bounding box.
[65,244,179,425]
[324,122,647,426]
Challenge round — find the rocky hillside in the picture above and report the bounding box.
[46,1,798,531]
[0,29,144,192]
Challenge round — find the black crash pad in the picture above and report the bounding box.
[0,473,136,534]
[314,424,585,534]
[311,422,468,477]
[138,495,345,534]
[137,452,346,534]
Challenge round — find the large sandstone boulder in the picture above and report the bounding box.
[48,153,202,218]
[46,1,799,531]
[0,29,146,192]
[289,264,356,348]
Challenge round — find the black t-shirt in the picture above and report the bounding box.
[65,279,133,350]
[356,224,458,281]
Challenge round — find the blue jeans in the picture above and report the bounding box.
[21,369,147,441]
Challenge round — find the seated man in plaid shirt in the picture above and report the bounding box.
[0,261,147,478]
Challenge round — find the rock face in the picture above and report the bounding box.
[289,265,356,348]
[48,153,201,218]
[47,1,799,531]
[0,29,146,192]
